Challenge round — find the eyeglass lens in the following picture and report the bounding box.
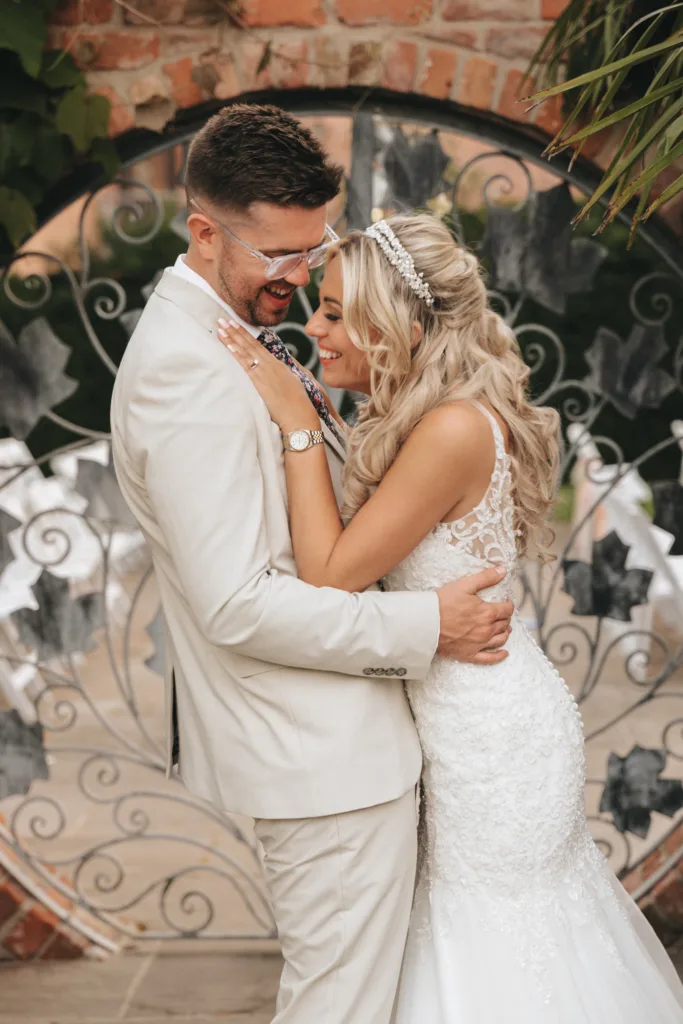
[265,248,328,280]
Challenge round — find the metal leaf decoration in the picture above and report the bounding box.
[0,710,49,800]
[482,183,607,314]
[600,745,683,838]
[0,507,21,575]
[562,531,653,622]
[119,271,164,336]
[381,127,450,211]
[75,456,138,529]
[0,317,78,440]
[12,571,104,660]
[144,605,165,676]
[583,323,677,420]
[651,481,683,556]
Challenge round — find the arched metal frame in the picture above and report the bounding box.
[0,88,682,942]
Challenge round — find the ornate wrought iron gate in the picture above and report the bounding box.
[0,93,682,942]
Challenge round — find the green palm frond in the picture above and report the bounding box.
[527,0,683,242]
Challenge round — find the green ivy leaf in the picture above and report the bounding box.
[0,0,60,77]
[56,86,111,153]
[40,49,84,90]
[0,52,50,115]
[1,167,45,205]
[86,92,111,140]
[0,185,36,247]
[0,115,39,177]
[56,86,89,152]
[88,137,120,179]
[32,129,72,185]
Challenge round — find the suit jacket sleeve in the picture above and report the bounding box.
[136,343,440,681]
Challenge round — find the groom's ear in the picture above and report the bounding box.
[186,211,221,263]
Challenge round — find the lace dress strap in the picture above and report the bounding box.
[469,399,506,461]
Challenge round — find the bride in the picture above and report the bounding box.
[217,213,683,1022]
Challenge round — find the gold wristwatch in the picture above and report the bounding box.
[282,429,325,453]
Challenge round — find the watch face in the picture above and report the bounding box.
[289,430,310,451]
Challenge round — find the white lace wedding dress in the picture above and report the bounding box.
[385,401,683,1023]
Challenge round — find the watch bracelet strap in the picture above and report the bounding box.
[283,429,325,451]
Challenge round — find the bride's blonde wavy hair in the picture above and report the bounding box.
[335,213,561,558]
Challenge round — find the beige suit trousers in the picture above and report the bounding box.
[254,789,418,1024]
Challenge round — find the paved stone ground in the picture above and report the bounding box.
[3,938,683,1023]
[0,941,283,1023]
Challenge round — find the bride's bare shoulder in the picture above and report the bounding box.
[410,400,498,459]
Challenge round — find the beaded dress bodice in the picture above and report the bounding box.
[383,402,622,1000]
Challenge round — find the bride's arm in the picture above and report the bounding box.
[218,320,483,593]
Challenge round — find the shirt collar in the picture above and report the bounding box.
[170,255,261,339]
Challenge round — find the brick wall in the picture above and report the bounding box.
[0,818,127,961]
[46,0,568,137]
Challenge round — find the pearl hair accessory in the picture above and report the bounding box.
[364,220,435,307]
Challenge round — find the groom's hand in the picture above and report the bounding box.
[436,567,514,664]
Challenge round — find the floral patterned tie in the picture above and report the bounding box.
[258,328,345,448]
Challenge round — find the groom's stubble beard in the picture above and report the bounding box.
[217,249,292,330]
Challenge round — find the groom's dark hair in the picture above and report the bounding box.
[185,103,344,211]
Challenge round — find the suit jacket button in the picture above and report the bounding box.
[386,668,396,676]
[397,668,407,677]
[363,668,374,676]
[375,667,386,676]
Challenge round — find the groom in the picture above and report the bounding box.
[111,104,513,1024]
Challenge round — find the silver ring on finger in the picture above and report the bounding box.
[249,358,260,371]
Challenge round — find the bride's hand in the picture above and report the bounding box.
[216,319,316,432]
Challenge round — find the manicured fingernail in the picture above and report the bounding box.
[496,566,505,576]
[227,344,236,352]
[217,317,228,328]
[228,320,239,329]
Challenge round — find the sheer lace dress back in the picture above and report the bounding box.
[383,400,517,601]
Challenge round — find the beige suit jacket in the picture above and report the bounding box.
[110,270,440,818]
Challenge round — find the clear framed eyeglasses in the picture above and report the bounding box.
[188,197,339,280]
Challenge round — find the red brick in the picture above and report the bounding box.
[0,874,27,926]
[163,57,205,107]
[648,871,683,927]
[348,42,382,86]
[534,93,564,137]
[274,41,311,88]
[311,36,348,88]
[383,41,418,93]
[457,56,498,110]
[4,903,60,960]
[420,26,479,49]
[239,40,275,89]
[486,25,548,60]
[444,0,536,20]
[419,47,457,99]
[242,0,326,26]
[663,824,683,858]
[91,85,135,135]
[123,0,186,23]
[498,68,532,122]
[50,0,113,23]
[542,0,569,16]
[184,0,229,24]
[41,925,87,960]
[337,0,433,26]
[63,30,160,70]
